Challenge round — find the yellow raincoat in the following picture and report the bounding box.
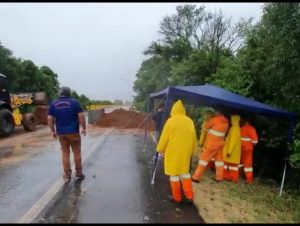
[157,100,197,176]
[223,115,241,164]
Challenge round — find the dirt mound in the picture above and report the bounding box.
[96,108,155,131]
[34,105,49,125]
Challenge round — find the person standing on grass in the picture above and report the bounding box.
[192,109,229,183]
[156,100,197,204]
[223,114,242,183]
[47,86,86,182]
[240,117,258,184]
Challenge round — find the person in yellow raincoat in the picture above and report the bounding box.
[223,114,242,183]
[156,100,197,204]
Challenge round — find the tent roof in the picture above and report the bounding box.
[149,84,297,120]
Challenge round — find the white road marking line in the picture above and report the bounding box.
[16,128,114,223]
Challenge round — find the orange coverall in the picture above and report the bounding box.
[192,114,229,182]
[240,122,258,184]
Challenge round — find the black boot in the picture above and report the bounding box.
[186,199,193,205]
[167,195,182,204]
[75,174,85,180]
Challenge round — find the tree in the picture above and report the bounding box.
[170,49,210,85]
[133,56,171,111]
[113,99,123,105]
[207,55,253,96]
[71,91,91,110]
[40,66,60,100]
[133,4,252,111]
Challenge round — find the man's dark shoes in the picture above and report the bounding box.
[75,174,85,180]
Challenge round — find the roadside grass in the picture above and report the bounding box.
[192,166,300,223]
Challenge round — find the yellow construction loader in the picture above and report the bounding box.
[0,73,48,137]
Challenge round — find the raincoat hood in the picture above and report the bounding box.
[231,115,241,126]
[170,100,186,117]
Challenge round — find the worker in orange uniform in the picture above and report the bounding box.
[192,109,229,183]
[223,115,241,183]
[240,117,258,184]
[198,109,215,170]
[157,100,197,204]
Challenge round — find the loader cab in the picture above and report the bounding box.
[0,73,11,104]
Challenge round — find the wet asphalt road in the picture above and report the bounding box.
[0,125,106,223]
[38,131,204,223]
[0,110,114,223]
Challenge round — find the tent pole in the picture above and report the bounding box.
[160,94,171,130]
[279,119,296,197]
[143,97,151,151]
[279,161,287,197]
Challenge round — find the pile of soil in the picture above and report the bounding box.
[96,108,155,131]
[34,105,49,125]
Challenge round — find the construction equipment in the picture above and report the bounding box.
[0,73,48,137]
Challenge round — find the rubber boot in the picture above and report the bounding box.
[215,165,224,181]
[192,165,206,183]
[245,171,253,184]
[223,165,231,181]
[170,181,182,202]
[181,178,193,201]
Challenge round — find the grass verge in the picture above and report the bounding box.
[192,168,300,223]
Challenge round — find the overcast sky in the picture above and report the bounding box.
[0,3,264,101]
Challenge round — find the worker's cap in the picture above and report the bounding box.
[59,86,71,97]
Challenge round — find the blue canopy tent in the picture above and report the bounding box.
[147,84,297,196]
